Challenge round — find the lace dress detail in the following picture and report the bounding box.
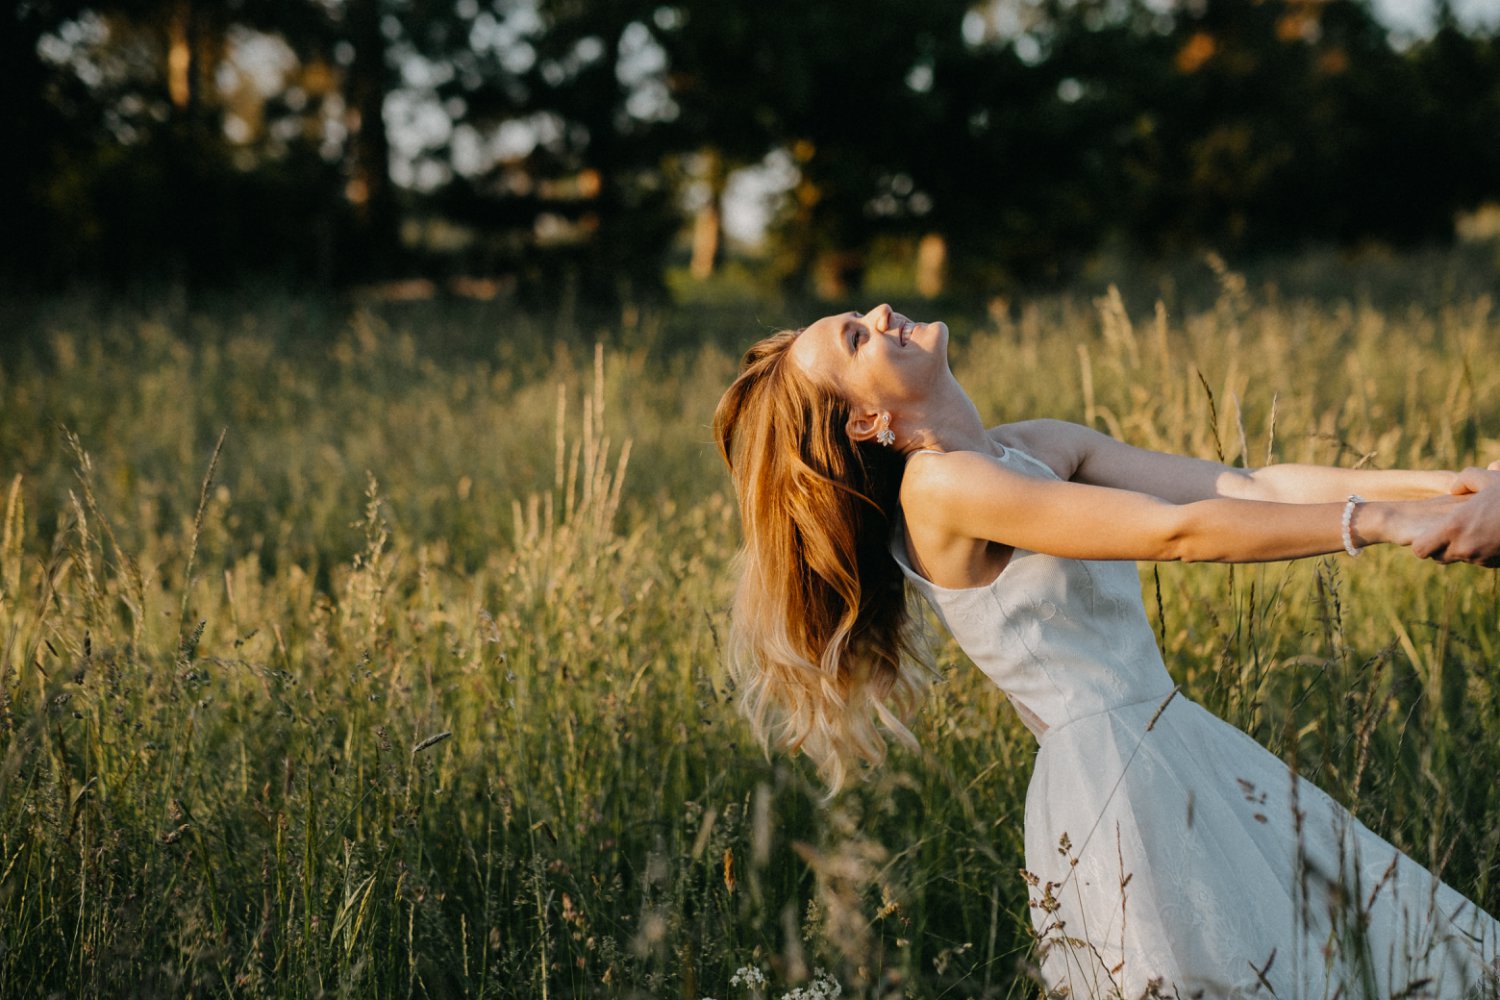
[891,446,1500,999]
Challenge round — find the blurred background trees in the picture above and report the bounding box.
[5,0,1498,299]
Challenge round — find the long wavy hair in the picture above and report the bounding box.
[713,329,936,793]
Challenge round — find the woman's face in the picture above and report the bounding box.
[788,304,949,415]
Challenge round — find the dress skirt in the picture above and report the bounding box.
[1022,692,1500,999]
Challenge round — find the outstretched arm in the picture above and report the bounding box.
[1413,464,1500,567]
[906,448,1469,565]
[1001,419,1455,505]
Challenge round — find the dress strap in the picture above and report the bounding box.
[906,442,1060,481]
[1001,445,1060,480]
[907,444,1015,461]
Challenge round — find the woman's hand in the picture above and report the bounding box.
[1365,493,1473,550]
[1445,462,1500,494]
[1411,461,1500,566]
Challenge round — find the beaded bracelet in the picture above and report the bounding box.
[1342,494,1365,557]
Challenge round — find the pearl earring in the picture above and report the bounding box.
[875,414,896,447]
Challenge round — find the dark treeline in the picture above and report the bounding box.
[6,0,1499,299]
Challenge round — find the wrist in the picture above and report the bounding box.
[1351,500,1391,548]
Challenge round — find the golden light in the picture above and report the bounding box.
[1176,32,1217,74]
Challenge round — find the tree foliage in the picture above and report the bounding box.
[5,0,1498,295]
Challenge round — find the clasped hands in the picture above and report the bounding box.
[1413,461,1500,568]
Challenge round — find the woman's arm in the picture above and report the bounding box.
[905,449,1468,565]
[999,419,1455,505]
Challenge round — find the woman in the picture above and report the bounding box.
[713,304,1500,998]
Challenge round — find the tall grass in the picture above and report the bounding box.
[2,264,1499,997]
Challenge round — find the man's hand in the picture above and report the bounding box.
[1412,462,1500,566]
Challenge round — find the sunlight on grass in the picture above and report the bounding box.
[2,270,1499,997]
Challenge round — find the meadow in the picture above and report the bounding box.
[3,253,1500,998]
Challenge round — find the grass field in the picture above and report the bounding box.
[3,254,1500,998]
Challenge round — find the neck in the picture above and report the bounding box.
[898,377,996,457]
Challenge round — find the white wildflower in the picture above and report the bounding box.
[778,969,841,1000]
[730,965,768,988]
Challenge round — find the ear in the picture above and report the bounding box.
[846,409,887,444]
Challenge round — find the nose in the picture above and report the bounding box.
[870,304,894,333]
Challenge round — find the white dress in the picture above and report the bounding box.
[891,445,1500,999]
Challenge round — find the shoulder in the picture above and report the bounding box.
[899,451,1027,583]
[903,448,1004,491]
[900,448,1044,530]
[987,419,1104,480]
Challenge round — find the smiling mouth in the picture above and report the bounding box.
[899,319,915,346]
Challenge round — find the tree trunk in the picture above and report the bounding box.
[916,232,946,298]
[689,148,725,279]
[347,0,397,277]
[0,3,53,283]
[167,0,218,121]
[168,3,192,111]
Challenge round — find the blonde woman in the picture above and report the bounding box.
[713,304,1500,998]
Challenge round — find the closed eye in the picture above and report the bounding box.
[847,323,866,353]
